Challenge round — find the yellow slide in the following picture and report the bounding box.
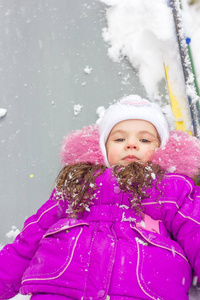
[165,65,192,135]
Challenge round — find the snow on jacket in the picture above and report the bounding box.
[1,168,200,300]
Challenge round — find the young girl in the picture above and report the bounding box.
[1,94,200,300]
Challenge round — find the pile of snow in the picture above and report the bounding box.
[84,65,93,74]
[0,108,7,118]
[101,0,182,99]
[100,0,200,130]
[6,226,20,241]
[73,104,83,116]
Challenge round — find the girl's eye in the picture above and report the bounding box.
[115,138,125,142]
[140,139,150,143]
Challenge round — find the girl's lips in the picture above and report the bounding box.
[123,155,138,162]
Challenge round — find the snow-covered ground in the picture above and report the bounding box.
[4,0,200,299]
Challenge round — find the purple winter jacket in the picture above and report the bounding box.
[0,168,200,300]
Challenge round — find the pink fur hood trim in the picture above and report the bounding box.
[60,124,200,178]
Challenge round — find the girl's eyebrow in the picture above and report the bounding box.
[138,130,157,138]
[110,129,157,138]
[110,129,126,136]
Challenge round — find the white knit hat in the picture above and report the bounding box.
[99,94,169,167]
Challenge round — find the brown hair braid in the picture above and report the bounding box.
[55,161,164,213]
[55,162,107,213]
[112,161,164,210]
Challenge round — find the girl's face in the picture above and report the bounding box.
[106,119,160,167]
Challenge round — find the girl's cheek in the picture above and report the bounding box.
[107,149,113,164]
[144,149,157,162]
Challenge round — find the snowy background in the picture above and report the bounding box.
[1,0,200,299]
[0,0,145,246]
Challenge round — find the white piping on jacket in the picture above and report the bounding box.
[22,227,83,283]
[21,202,59,232]
[135,240,163,300]
[132,226,188,262]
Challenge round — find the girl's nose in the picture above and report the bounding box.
[125,141,139,150]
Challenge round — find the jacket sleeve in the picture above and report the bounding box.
[0,189,69,299]
[165,175,200,283]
